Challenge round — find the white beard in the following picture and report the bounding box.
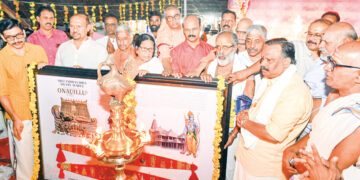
[217,50,235,66]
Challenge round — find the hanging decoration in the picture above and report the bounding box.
[122,4,126,22]
[118,4,122,24]
[146,1,149,26]
[73,5,78,15]
[29,2,36,30]
[14,0,21,22]
[168,0,171,5]
[84,6,89,16]
[151,0,155,12]
[238,0,250,17]
[162,0,165,12]
[140,2,144,18]
[172,0,176,5]
[104,4,109,13]
[178,0,182,9]
[64,5,69,24]
[50,3,57,28]
[159,0,162,14]
[91,6,96,31]
[129,3,132,20]
[135,2,138,21]
[99,5,103,23]
[0,1,4,21]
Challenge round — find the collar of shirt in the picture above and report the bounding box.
[71,37,91,50]
[183,40,205,50]
[3,43,31,57]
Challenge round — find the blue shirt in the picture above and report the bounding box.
[304,58,333,99]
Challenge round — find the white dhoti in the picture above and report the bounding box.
[233,160,279,180]
[7,119,34,180]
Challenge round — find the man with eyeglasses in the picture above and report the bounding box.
[293,19,332,78]
[27,6,69,65]
[283,41,360,180]
[235,18,253,52]
[170,14,214,78]
[157,5,185,76]
[299,22,358,140]
[96,14,119,54]
[0,18,48,180]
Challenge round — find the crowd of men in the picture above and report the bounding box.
[0,4,359,180]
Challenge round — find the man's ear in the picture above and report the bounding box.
[354,71,360,85]
[23,29,27,39]
[283,57,291,66]
[0,34,6,42]
[36,16,40,23]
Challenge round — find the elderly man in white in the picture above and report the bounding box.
[283,41,360,180]
[234,38,312,179]
[55,14,107,69]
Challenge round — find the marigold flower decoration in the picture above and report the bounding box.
[50,3,57,28]
[27,63,41,180]
[29,2,36,30]
[151,0,155,12]
[135,2,138,22]
[0,1,4,21]
[158,0,162,14]
[84,6,89,16]
[162,0,166,11]
[104,4,109,13]
[238,0,250,17]
[212,75,226,180]
[122,4,126,22]
[229,100,236,128]
[129,3,133,20]
[73,5,78,15]
[91,6,96,31]
[14,0,21,22]
[145,1,149,26]
[140,2,144,18]
[118,5,122,24]
[63,6,69,24]
[98,5,103,23]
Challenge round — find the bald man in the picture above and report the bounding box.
[283,41,360,179]
[301,22,358,134]
[55,14,107,69]
[235,18,253,52]
[170,14,214,78]
[157,5,185,76]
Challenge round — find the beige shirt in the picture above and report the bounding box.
[235,73,312,179]
[156,20,185,59]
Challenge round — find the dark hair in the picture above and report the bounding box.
[0,18,23,35]
[135,33,156,57]
[221,10,236,20]
[103,13,118,22]
[321,11,340,22]
[35,6,55,17]
[149,11,162,20]
[265,38,296,65]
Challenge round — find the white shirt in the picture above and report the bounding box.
[55,37,108,69]
[96,36,118,50]
[292,40,315,78]
[138,57,164,74]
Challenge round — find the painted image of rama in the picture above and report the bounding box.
[180,111,200,158]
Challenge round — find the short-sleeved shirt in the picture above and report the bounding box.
[304,58,332,99]
[55,38,108,69]
[157,21,185,59]
[0,43,48,120]
[27,29,69,65]
[235,73,312,179]
[170,41,214,75]
[293,40,315,78]
[96,36,118,50]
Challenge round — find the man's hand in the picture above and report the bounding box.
[138,70,149,77]
[106,38,115,54]
[227,70,249,84]
[37,62,48,69]
[172,73,183,79]
[298,144,342,180]
[200,74,213,83]
[186,70,202,78]
[224,127,239,149]
[202,49,216,63]
[13,118,24,140]
[282,145,300,177]
[236,110,249,128]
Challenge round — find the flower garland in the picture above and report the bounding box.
[29,2,36,30]
[140,2,144,18]
[129,3,132,20]
[229,100,236,128]
[73,5,78,15]
[104,4,109,13]
[0,1,4,21]
[151,0,155,12]
[123,75,137,130]
[145,1,149,26]
[178,0,182,9]
[162,0,166,12]
[27,63,41,180]
[172,0,176,5]
[159,0,162,14]
[122,4,126,22]
[14,0,21,22]
[84,6,89,16]
[135,2,138,21]
[91,6,96,31]
[238,0,250,17]
[212,75,226,180]
[63,6,69,24]
[168,0,171,5]
[50,3,57,28]
[118,4,122,24]
[98,5,103,23]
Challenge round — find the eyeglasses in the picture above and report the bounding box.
[305,31,323,40]
[4,32,25,41]
[215,45,234,51]
[105,23,117,27]
[236,30,246,35]
[325,56,360,71]
[166,14,180,21]
[139,46,154,53]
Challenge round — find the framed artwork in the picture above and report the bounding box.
[28,65,232,179]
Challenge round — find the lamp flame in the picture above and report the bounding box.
[81,138,89,146]
[126,143,130,156]
[96,127,103,134]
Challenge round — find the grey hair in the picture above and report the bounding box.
[216,31,239,46]
[245,25,267,40]
[115,24,133,38]
[345,29,358,40]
